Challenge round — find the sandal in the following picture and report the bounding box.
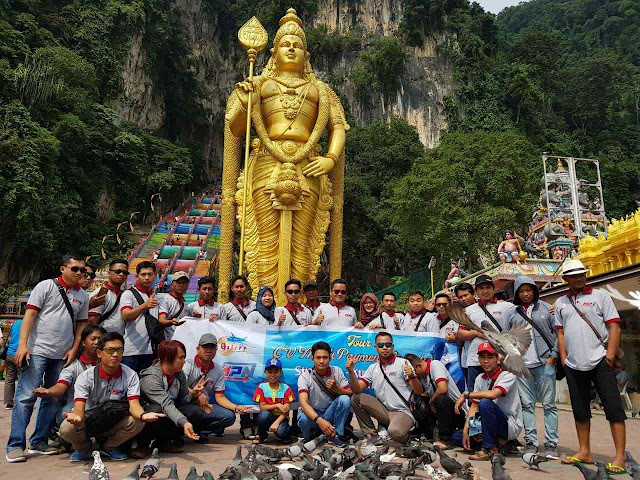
[561,455,594,465]
[433,441,454,450]
[252,435,267,444]
[606,463,627,475]
[469,450,491,461]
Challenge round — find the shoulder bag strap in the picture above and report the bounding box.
[479,304,503,332]
[380,363,411,408]
[414,312,427,332]
[169,301,184,320]
[286,306,302,325]
[516,306,553,353]
[129,287,162,328]
[53,279,76,327]
[568,298,606,347]
[426,360,437,392]
[98,295,120,324]
[234,303,248,320]
[312,370,339,399]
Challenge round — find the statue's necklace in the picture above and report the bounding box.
[275,81,311,120]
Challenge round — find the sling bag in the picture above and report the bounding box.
[380,362,428,423]
[413,312,428,332]
[129,287,164,356]
[478,304,503,332]
[569,299,624,368]
[53,279,76,329]
[84,366,130,435]
[312,370,339,400]
[98,296,120,324]
[234,303,248,320]
[516,306,565,380]
[286,306,303,326]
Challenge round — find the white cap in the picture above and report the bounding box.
[561,259,589,276]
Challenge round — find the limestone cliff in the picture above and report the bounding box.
[114,0,454,178]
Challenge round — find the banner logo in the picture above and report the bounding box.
[218,333,250,356]
[223,363,256,382]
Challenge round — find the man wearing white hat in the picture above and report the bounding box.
[554,259,627,474]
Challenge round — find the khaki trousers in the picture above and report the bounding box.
[59,415,144,452]
[351,393,414,444]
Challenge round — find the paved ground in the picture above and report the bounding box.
[0,403,639,480]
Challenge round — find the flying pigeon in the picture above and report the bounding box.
[168,463,179,480]
[491,454,512,480]
[435,445,463,476]
[522,452,549,470]
[123,464,140,480]
[447,303,533,378]
[89,451,110,480]
[626,451,640,480]
[141,448,160,478]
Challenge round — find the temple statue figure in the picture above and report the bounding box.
[497,230,524,264]
[218,9,349,304]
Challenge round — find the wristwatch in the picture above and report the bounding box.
[313,414,320,423]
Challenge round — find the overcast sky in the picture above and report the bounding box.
[474,0,528,14]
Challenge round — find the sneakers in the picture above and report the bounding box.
[70,450,89,462]
[101,447,128,461]
[5,448,26,463]
[330,436,347,447]
[525,443,538,454]
[28,443,59,455]
[544,445,559,460]
[5,404,13,410]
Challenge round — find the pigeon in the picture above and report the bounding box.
[491,454,512,480]
[168,463,179,480]
[395,444,423,458]
[460,461,474,480]
[447,303,533,378]
[424,464,452,480]
[304,435,327,453]
[356,435,378,459]
[522,452,549,470]
[435,445,463,476]
[186,466,202,480]
[376,461,404,477]
[574,463,598,480]
[627,451,640,480]
[595,462,613,480]
[123,464,140,480]
[202,473,215,480]
[89,451,109,480]
[286,439,305,458]
[239,464,259,480]
[141,448,160,478]
[422,448,437,465]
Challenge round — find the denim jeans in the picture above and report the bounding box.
[256,411,290,441]
[516,362,558,447]
[121,354,155,373]
[466,365,484,393]
[451,399,508,450]
[297,395,351,441]
[197,405,236,434]
[6,355,65,452]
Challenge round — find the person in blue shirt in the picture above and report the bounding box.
[4,319,23,409]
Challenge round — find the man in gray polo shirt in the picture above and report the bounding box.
[7,254,90,463]
[158,271,189,340]
[554,259,626,474]
[347,332,424,444]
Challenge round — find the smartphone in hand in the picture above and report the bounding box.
[98,286,108,296]
[20,356,30,371]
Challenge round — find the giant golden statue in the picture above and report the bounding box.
[218,8,349,304]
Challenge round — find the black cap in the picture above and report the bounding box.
[475,274,494,287]
[303,281,318,290]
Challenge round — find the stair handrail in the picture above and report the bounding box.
[188,204,212,276]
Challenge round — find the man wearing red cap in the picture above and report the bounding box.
[451,341,522,460]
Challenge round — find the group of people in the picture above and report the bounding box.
[2,254,630,475]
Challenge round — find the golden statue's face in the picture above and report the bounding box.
[275,34,305,73]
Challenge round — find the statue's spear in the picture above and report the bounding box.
[237,17,268,275]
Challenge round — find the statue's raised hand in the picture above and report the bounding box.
[234,78,258,109]
[303,155,335,177]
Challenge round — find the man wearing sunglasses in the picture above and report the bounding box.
[433,293,459,342]
[88,259,129,335]
[7,254,90,463]
[347,332,423,444]
[312,279,356,327]
[59,332,164,462]
[79,264,96,292]
[275,279,313,326]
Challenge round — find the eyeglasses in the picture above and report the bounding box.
[376,342,393,348]
[333,289,347,294]
[102,347,124,355]
[286,289,301,294]
[435,303,449,307]
[66,266,87,274]
[110,269,128,275]
[85,272,96,279]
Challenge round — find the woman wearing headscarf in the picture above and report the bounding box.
[246,286,277,324]
[356,293,382,329]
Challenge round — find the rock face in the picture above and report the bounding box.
[114,0,454,178]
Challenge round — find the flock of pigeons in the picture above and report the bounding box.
[84,301,640,480]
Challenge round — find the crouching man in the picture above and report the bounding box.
[452,342,523,460]
[298,341,352,446]
[405,353,467,447]
[347,332,423,444]
[59,332,164,462]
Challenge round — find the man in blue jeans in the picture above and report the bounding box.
[452,341,523,460]
[298,341,352,446]
[507,275,559,459]
[7,254,90,463]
